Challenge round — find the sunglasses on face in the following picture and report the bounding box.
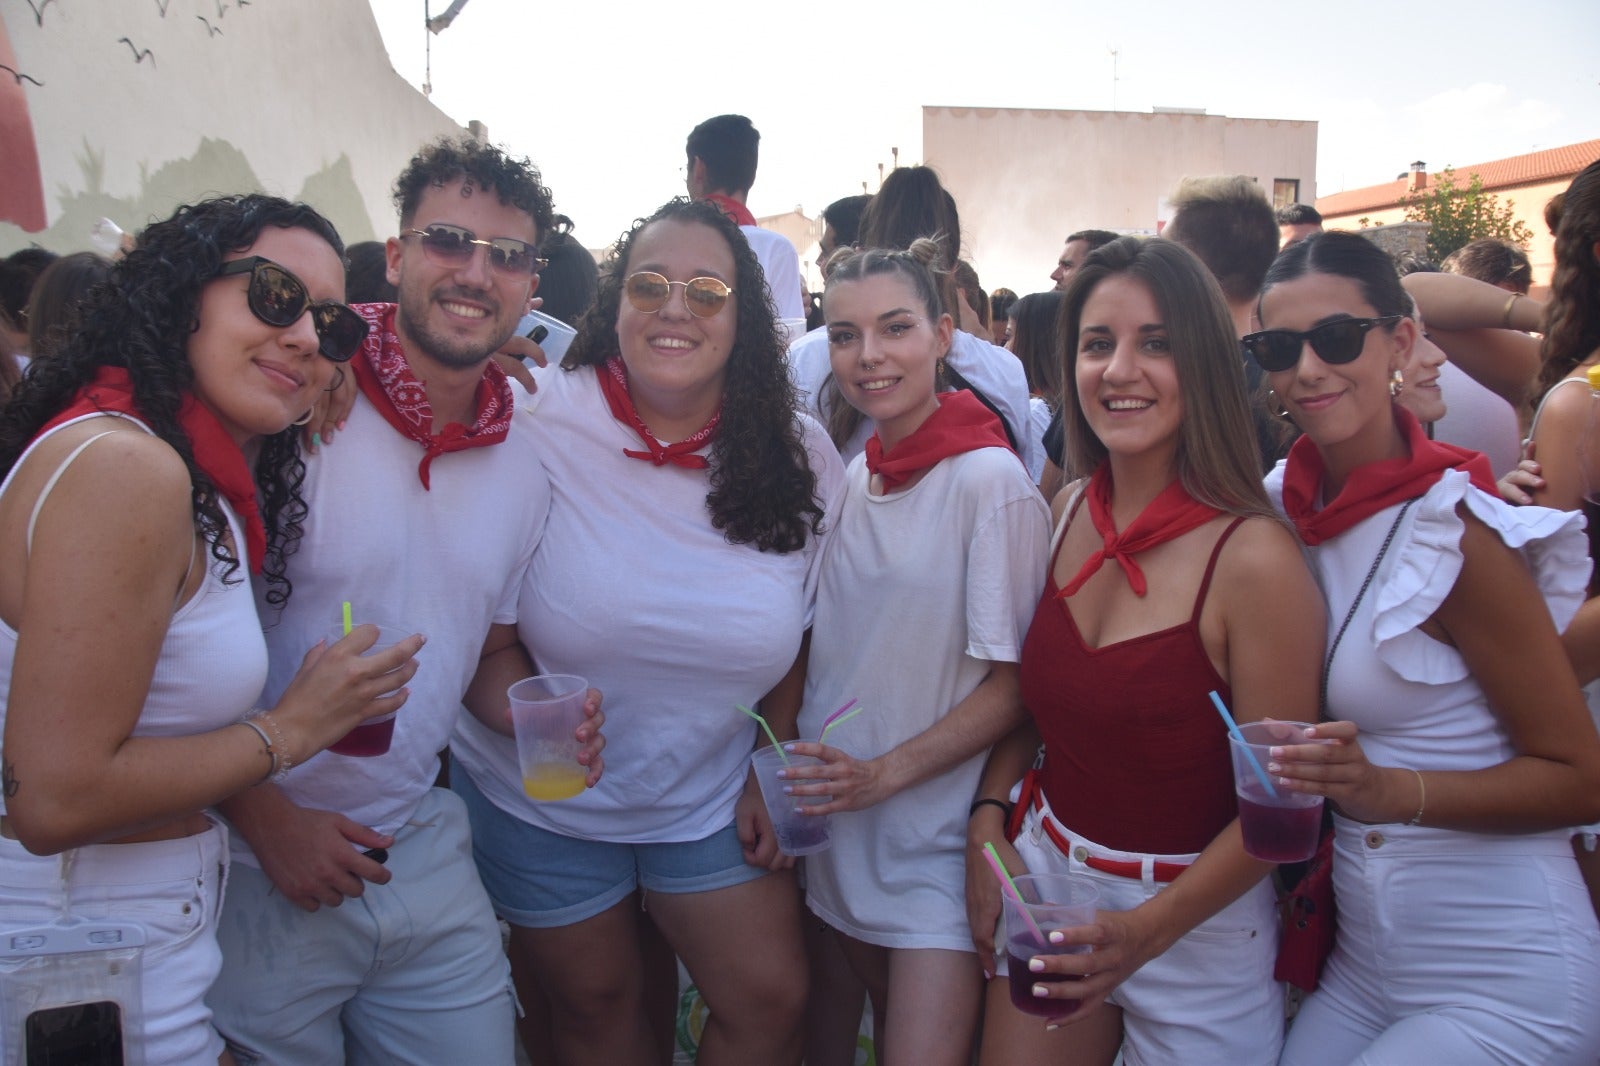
[214,256,368,363]
[1241,315,1403,373]
[403,224,546,276]
[623,271,734,319]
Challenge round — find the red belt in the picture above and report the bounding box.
[1030,786,1189,884]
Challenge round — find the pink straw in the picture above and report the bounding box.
[819,698,858,734]
[981,842,1047,946]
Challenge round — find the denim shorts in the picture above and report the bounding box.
[452,758,768,928]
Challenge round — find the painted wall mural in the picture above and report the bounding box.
[0,0,464,254]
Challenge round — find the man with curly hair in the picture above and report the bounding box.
[209,136,599,1065]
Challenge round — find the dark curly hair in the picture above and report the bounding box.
[1537,159,1600,398]
[563,198,824,553]
[392,136,555,242]
[0,194,345,606]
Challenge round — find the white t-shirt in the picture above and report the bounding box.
[742,225,807,347]
[789,327,1041,476]
[1433,360,1520,477]
[798,447,1050,950]
[449,363,847,843]
[233,386,548,863]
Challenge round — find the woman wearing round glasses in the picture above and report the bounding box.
[448,198,843,1065]
[0,195,420,1063]
[1253,231,1600,1063]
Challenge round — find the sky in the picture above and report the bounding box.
[369,0,1599,258]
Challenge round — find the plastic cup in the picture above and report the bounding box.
[324,624,411,757]
[1002,873,1099,1018]
[1229,720,1326,863]
[750,748,831,856]
[509,675,589,801]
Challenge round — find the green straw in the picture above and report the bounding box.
[735,704,789,766]
[982,842,1047,947]
[819,706,864,745]
[341,601,353,636]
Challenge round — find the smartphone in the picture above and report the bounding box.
[25,1000,124,1066]
[516,309,577,363]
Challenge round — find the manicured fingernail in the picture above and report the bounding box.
[1269,746,1284,758]
[1048,930,1065,944]
[1267,761,1283,773]
[783,742,796,752]
[310,432,321,449]
[982,969,993,981]
[1029,957,1045,972]
[1046,1024,1061,1031]
[1033,984,1050,997]
[781,786,794,795]
[1278,777,1293,788]
[337,420,347,430]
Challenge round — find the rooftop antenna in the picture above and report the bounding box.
[1108,46,1120,112]
[423,0,432,95]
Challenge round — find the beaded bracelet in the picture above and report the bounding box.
[1502,292,1522,330]
[242,712,294,783]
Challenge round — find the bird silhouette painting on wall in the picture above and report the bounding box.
[196,16,222,37]
[0,63,42,87]
[117,37,156,68]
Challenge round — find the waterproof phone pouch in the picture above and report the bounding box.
[0,918,145,1066]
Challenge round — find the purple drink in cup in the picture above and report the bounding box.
[1228,720,1326,863]
[1001,873,1098,1019]
[750,748,831,856]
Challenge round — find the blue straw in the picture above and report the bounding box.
[1208,690,1278,799]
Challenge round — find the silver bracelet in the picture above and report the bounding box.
[243,712,294,783]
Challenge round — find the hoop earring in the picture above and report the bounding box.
[1265,388,1291,420]
[292,409,315,427]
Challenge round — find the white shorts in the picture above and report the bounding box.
[1008,794,1282,1066]
[0,819,230,1064]
[1281,818,1600,1065]
[209,788,515,1066]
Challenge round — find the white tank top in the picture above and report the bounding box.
[0,413,269,817]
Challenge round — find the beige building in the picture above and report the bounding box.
[0,2,464,254]
[923,106,1318,295]
[1316,140,1600,294]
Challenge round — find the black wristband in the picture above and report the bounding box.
[969,797,1013,820]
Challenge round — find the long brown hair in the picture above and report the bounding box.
[1537,159,1600,396]
[1059,236,1277,520]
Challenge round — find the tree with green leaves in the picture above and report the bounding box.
[1401,167,1534,264]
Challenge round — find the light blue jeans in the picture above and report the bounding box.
[208,788,515,1066]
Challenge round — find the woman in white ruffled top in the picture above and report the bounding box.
[1249,230,1600,1064]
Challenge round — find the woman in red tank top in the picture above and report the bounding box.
[965,237,1324,1066]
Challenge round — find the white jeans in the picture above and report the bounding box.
[209,789,515,1066]
[1009,795,1282,1066]
[0,820,230,1065]
[1281,818,1600,1065]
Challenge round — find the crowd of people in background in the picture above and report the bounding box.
[1,116,1599,1066]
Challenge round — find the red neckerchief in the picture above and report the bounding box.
[864,390,1013,492]
[703,193,757,228]
[1056,463,1222,598]
[349,303,514,490]
[596,356,720,469]
[1282,405,1498,546]
[37,366,266,572]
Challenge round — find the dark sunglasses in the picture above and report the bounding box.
[1241,315,1403,373]
[214,257,368,363]
[623,271,734,319]
[402,224,546,276]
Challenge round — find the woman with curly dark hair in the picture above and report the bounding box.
[0,194,420,1064]
[447,197,843,1065]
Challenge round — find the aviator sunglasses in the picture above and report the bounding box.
[214,257,368,362]
[1241,315,1404,373]
[402,224,547,276]
[623,271,735,319]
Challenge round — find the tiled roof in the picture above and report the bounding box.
[1317,139,1600,218]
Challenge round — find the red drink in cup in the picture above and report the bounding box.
[1228,720,1326,863]
[1001,873,1098,1019]
[324,623,412,758]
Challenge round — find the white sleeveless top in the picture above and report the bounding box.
[0,413,269,817]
